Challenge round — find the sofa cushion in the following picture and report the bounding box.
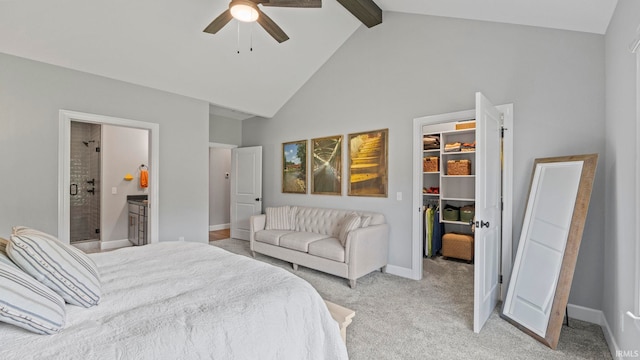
[308,238,345,262]
[338,213,361,246]
[255,230,293,246]
[280,232,329,252]
[265,206,292,230]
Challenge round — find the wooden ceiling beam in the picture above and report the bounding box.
[336,0,382,28]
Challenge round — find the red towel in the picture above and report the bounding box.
[140,169,148,188]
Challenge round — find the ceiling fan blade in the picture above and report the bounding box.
[203,9,233,34]
[256,9,290,43]
[260,0,321,8]
[336,0,382,28]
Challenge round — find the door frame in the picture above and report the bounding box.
[411,103,513,301]
[209,142,238,231]
[58,110,160,245]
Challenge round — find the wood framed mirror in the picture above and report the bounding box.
[501,154,598,349]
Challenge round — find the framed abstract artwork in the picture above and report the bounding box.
[311,135,342,195]
[347,129,388,197]
[282,140,307,194]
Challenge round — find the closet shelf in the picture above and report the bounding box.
[442,151,475,155]
[442,175,475,178]
[442,220,474,225]
[441,197,474,202]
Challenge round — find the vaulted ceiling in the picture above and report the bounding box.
[0,0,618,119]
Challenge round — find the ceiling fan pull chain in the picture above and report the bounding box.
[250,22,253,52]
[237,21,240,54]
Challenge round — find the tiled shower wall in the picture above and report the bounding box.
[70,121,101,242]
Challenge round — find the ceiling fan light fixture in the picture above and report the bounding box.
[230,0,259,22]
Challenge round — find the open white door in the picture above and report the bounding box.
[473,92,503,333]
[230,146,262,240]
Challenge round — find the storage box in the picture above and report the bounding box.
[447,160,471,175]
[423,157,439,172]
[460,205,475,223]
[443,207,460,221]
[442,233,474,262]
[455,121,476,130]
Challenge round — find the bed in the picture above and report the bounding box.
[0,240,349,360]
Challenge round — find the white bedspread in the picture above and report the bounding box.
[0,242,349,360]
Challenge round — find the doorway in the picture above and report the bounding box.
[411,94,514,333]
[58,110,160,246]
[69,121,101,244]
[209,142,237,239]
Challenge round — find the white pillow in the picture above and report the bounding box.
[0,261,66,335]
[265,206,291,230]
[338,213,361,246]
[8,226,102,308]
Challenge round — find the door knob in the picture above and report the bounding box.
[475,220,490,229]
[255,198,261,201]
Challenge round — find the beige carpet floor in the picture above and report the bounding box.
[211,238,612,360]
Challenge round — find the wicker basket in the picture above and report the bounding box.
[455,121,476,130]
[447,160,471,175]
[423,157,439,172]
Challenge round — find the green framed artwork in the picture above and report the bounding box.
[282,140,307,194]
[311,135,342,195]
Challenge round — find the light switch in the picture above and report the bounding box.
[112,187,117,195]
[396,192,402,201]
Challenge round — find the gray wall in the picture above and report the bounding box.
[0,52,210,243]
[604,0,640,353]
[210,114,242,146]
[101,125,148,243]
[209,147,231,227]
[243,12,606,309]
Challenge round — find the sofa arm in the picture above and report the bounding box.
[249,214,266,251]
[345,223,389,279]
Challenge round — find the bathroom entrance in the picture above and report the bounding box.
[70,121,101,243]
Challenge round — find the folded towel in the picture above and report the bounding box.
[140,169,149,188]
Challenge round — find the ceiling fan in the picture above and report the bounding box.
[203,0,382,43]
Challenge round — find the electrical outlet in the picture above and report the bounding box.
[178,236,184,242]
[396,192,402,201]
[111,187,117,195]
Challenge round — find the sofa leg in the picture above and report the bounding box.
[349,279,356,288]
[292,263,298,271]
[251,251,256,258]
[380,265,387,273]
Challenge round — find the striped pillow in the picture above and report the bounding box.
[0,261,66,334]
[0,236,8,254]
[265,206,292,230]
[338,213,361,247]
[7,227,101,308]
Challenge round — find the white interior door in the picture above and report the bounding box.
[230,146,262,240]
[473,92,503,333]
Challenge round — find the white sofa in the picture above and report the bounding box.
[250,206,389,288]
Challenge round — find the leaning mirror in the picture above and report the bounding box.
[501,154,598,349]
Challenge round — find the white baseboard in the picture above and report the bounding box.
[600,311,621,359]
[567,303,604,325]
[567,304,620,359]
[384,264,415,279]
[209,223,230,231]
[100,239,132,251]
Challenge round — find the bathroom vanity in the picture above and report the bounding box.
[127,195,148,246]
